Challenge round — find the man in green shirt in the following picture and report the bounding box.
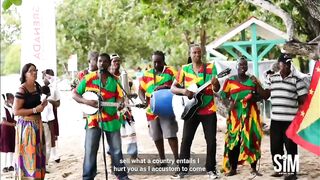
[72,53,130,180]
[171,44,220,179]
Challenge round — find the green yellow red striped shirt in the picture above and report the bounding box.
[77,72,124,132]
[139,66,177,121]
[175,63,218,115]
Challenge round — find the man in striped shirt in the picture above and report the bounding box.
[266,53,308,180]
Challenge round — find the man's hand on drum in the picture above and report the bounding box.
[183,89,194,99]
[117,102,125,111]
[154,85,169,91]
[211,77,219,87]
[228,98,236,110]
[142,102,148,108]
[84,99,98,108]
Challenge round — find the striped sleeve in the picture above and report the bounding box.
[212,63,218,77]
[139,72,147,92]
[296,78,308,96]
[175,67,185,87]
[76,78,87,95]
[171,67,178,81]
[116,80,124,99]
[15,92,25,99]
[15,86,26,99]
[265,75,273,89]
[220,79,230,100]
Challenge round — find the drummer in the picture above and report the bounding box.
[138,50,179,167]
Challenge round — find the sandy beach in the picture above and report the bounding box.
[1,90,319,180]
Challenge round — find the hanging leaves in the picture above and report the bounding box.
[2,0,13,10]
[2,0,21,10]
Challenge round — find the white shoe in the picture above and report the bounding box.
[171,172,187,179]
[207,170,219,179]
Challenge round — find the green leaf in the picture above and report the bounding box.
[11,0,22,6]
[2,0,13,10]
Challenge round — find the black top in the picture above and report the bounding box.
[15,82,42,115]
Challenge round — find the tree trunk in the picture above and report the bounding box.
[200,26,207,55]
[290,0,320,40]
[183,30,191,46]
[247,0,320,59]
[200,26,206,58]
[304,0,320,21]
[246,0,294,40]
[305,15,320,39]
[298,56,309,73]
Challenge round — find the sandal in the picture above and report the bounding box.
[154,163,168,168]
[271,171,283,177]
[2,167,9,173]
[251,169,262,176]
[8,166,14,171]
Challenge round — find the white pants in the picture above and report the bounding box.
[50,144,59,161]
[1,152,14,167]
[43,123,51,164]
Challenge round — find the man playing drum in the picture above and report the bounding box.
[138,51,179,167]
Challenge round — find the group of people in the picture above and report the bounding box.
[139,46,306,180]
[72,45,306,180]
[2,44,307,180]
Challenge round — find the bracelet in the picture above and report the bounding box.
[33,107,37,114]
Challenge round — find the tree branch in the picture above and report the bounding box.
[283,42,319,60]
[183,30,191,46]
[246,0,294,40]
[304,0,320,21]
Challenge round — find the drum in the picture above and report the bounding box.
[172,95,186,120]
[150,89,175,118]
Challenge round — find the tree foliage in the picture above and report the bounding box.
[1,0,319,75]
[136,0,288,62]
[56,0,153,74]
[2,0,21,11]
[1,44,21,75]
[1,7,21,75]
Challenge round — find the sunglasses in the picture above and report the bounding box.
[28,69,38,73]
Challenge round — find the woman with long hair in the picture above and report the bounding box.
[13,63,48,179]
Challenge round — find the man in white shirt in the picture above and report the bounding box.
[43,69,61,163]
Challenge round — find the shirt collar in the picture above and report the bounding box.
[153,66,166,74]
[275,71,293,79]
